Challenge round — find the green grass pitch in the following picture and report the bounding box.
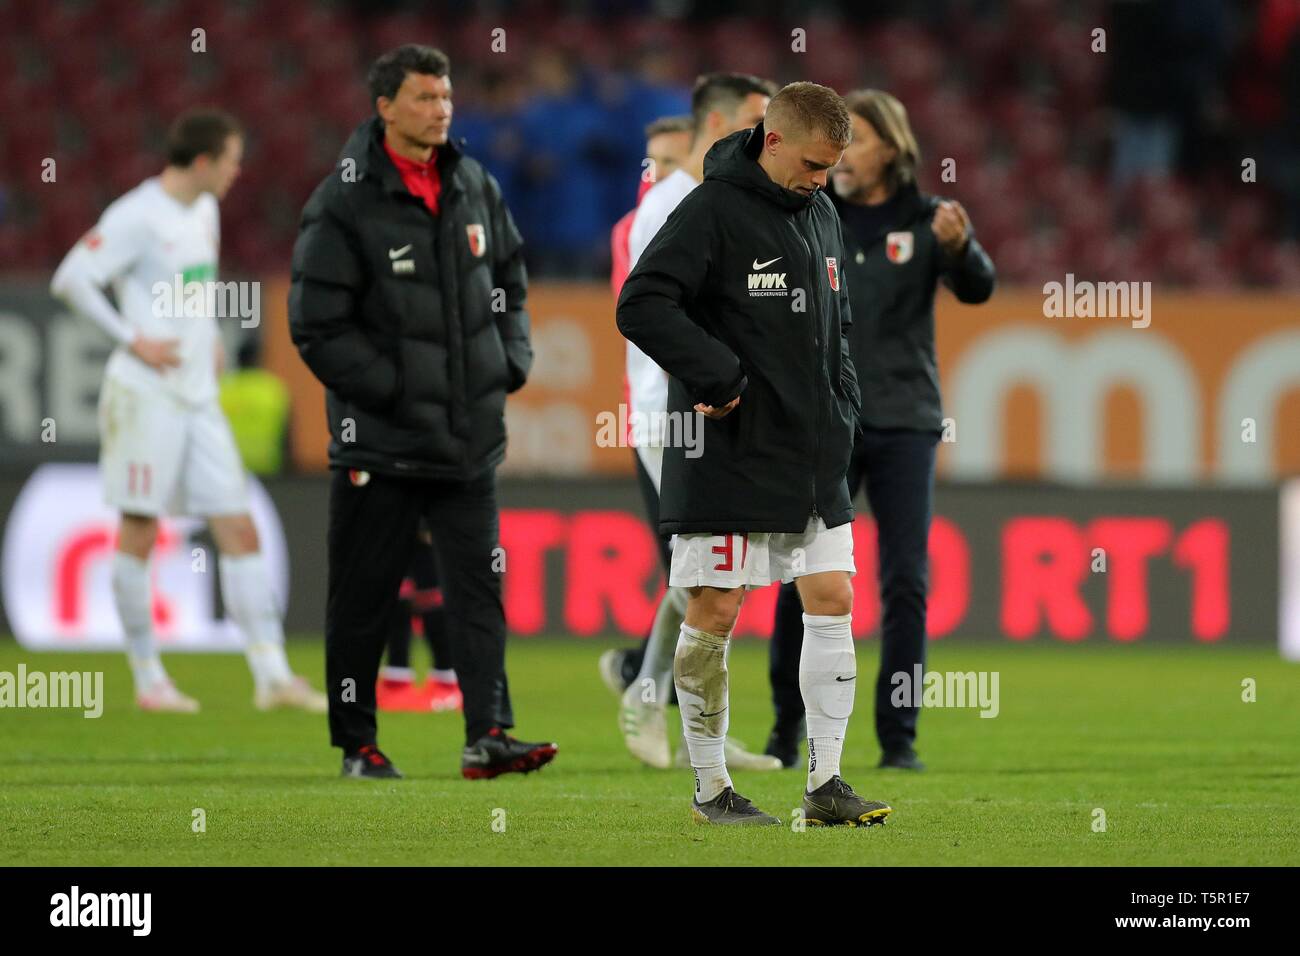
[1,638,1296,866]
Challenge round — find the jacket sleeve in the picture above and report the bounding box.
[836,217,862,417]
[485,170,532,393]
[616,190,747,408]
[939,229,996,304]
[288,183,401,411]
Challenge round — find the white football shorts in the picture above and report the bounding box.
[98,375,249,517]
[668,515,855,589]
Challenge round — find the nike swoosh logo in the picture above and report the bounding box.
[389,245,412,259]
[699,707,728,718]
[752,256,782,270]
[835,675,856,682]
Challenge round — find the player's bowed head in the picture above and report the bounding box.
[754,81,853,199]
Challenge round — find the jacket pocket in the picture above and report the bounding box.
[486,324,511,391]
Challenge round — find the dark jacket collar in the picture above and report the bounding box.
[339,116,466,199]
[703,122,814,214]
[831,180,925,215]
[830,181,928,245]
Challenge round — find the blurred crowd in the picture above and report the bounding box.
[3,0,1300,287]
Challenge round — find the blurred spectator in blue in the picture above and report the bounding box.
[595,48,691,240]
[451,68,527,213]
[515,51,613,276]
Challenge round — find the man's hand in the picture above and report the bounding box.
[213,340,226,378]
[694,397,740,420]
[932,200,971,255]
[130,336,182,371]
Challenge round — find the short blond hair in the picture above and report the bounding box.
[844,89,920,191]
[765,81,852,149]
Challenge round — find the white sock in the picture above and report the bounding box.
[220,552,292,691]
[674,623,731,801]
[380,666,414,683]
[635,586,687,706]
[799,612,855,790]
[431,668,456,684]
[807,736,844,791]
[112,552,166,691]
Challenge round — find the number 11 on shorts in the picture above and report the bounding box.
[127,462,152,497]
[711,533,748,571]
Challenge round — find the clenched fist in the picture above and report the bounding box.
[931,200,971,256]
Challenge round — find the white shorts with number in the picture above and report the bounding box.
[99,375,249,517]
[668,516,855,589]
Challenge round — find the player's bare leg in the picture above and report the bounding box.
[115,513,199,713]
[209,512,326,712]
[795,570,891,826]
[677,585,779,825]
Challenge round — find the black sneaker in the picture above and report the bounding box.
[878,749,926,771]
[691,787,781,826]
[341,744,403,779]
[461,728,558,779]
[764,720,805,769]
[802,776,892,827]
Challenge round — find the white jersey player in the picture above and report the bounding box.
[617,74,780,771]
[50,109,326,714]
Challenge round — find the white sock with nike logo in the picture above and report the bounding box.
[674,623,732,802]
[800,612,855,791]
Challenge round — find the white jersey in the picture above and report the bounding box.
[51,177,222,405]
[625,168,699,458]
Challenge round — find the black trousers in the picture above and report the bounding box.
[770,427,939,754]
[326,467,512,751]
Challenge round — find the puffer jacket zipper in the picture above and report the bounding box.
[791,208,820,519]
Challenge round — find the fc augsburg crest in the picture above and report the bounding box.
[825,256,840,291]
[466,224,486,257]
[886,231,913,264]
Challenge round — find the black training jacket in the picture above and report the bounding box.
[617,123,860,535]
[289,117,532,479]
[832,182,995,433]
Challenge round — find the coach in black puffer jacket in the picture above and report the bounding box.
[289,115,531,480]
